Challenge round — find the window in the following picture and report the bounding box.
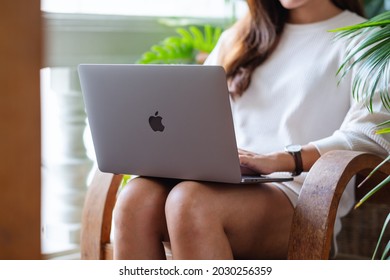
[41,0,247,19]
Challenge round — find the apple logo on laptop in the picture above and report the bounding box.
[149,111,165,132]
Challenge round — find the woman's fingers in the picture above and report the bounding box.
[239,154,260,173]
[239,154,274,175]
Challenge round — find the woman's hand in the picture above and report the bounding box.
[238,144,321,175]
[238,149,293,175]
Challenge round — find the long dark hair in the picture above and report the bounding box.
[223,0,364,97]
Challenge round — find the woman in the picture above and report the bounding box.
[113,0,390,259]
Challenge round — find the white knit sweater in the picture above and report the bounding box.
[205,11,390,232]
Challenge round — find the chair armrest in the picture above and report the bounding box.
[81,169,123,259]
[287,150,390,260]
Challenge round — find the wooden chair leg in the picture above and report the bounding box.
[81,170,123,259]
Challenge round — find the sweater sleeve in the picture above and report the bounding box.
[310,90,390,158]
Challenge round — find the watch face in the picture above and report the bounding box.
[286,144,302,153]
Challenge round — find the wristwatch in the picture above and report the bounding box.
[284,144,303,176]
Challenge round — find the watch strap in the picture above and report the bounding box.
[290,150,303,176]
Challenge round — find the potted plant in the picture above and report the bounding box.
[331,9,390,260]
[137,24,223,65]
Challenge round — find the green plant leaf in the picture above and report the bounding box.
[333,16,390,111]
[336,26,390,77]
[137,33,196,64]
[376,127,390,134]
[381,240,390,260]
[176,27,194,43]
[189,26,206,50]
[204,25,213,46]
[377,119,390,127]
[356,155,390,190]
[137,25,223,65]
[355,174,390,208]
[121,174,132,188]
[330,11,390,39]
[372,212,390,259]
[349,39,390,105]
[330,20,390,32]
[151,45,170,57]
[348,33,390,76]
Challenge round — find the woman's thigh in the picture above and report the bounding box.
[167,181,295,259]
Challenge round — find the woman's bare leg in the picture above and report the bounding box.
[165,181,294,259]
[113,177,172,260]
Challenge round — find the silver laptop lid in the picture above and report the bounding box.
[78,64,242,183]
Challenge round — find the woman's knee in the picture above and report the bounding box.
[114,177,170,228]
[165,181,217,230]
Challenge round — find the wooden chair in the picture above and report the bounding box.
[80,150,390,260]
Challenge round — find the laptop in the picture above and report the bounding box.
[78,64,293,184]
